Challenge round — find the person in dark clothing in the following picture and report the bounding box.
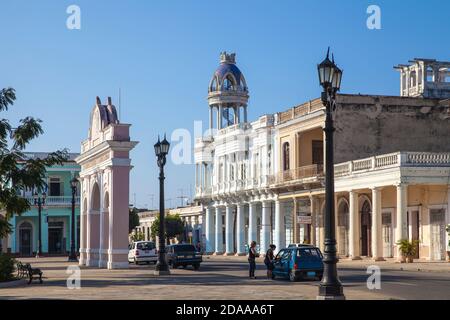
[264,244,276,279]
[248,241,259,279]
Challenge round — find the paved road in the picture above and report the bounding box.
[1,257,448,300]
[336,266,450,300]
[164,260,450,300]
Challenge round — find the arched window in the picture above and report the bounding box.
[410,70,417,87]
[222,74,236,90]
[210,77,218,92]
[282,142,290,171]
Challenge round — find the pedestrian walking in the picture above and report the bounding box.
[264,244,276,279]
[248,241,259,279]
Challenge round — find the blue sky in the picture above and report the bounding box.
[1,0,449,209]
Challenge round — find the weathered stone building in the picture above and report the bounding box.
[195,55,450,261]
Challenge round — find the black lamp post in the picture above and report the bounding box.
[154,134,171,275]
[68,176,78,262]
[34,191,46,258]
[317,48,345,300]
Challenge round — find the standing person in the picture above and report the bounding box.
[264,244,276,279]
[248,241,259,279]
[196,241,202,253]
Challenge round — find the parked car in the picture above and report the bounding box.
[128,241,157,265]
[272,245,324,282]
[166,244,203,270]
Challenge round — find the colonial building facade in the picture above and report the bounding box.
[195,54,450,261]
[1,152,80,256]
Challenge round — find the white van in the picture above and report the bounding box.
[128,241,157,265]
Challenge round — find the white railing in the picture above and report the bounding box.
[24,196,80,206]
[334,152,450,177]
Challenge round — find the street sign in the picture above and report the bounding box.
[297,215,312,224]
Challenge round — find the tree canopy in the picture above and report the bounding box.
[151,213,184,242]
[0,87,68,236]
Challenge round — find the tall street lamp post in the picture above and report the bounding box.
[154,134,171,275]
[68,176,79,262]
[34,191,46,258]
[317,48,345,300]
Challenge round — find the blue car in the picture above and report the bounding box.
[272,245,324,282]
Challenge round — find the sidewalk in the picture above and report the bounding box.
[203,254,450,273]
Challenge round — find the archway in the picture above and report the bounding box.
[18,221,33,256]
[360,200,372,257]
[337,199,349,257]
[76,97,137,269]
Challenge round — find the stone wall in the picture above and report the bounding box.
[334,94,450,163]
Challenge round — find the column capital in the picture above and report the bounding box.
[370,186,383,192]
[395,182,408,188]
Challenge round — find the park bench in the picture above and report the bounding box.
[16,261,29,279]
[16,262,43,284]
[25,263,43,284]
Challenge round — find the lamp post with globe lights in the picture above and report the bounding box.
[154,135,171,275]
[316,48,345,300]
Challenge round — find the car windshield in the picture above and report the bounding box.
[136,242,155,250]
[296,248,322,258]
[173,244,196,252]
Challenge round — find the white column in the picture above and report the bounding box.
[205,206,214,254]
[447,186,450,261]
[209,107,213,131]
[218,105,223,129]
[396,184,408,256]
[274,200,284,252]
[371,187,385,261]
[261,201,271,254]
[236,203,245,255]
[248,202,257,246]
[243,106,248,123]
[349,190,361,259]
[214,206,223,254]
[310,196,316,246]
[225,204,234,255]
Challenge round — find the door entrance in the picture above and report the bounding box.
[408,210,420,259]
[430,209,446,261]
[48,221,64,254]
[382,212,393,257]
[360,200,372,257]
[19,222,33,256]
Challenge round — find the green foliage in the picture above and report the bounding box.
[129,207,140,233]
[396,239,420,257]
[131,231,145,242]
[0,216,12,239]
[151,213,184,242]
[0,253,16,282]
[0,87,68,237]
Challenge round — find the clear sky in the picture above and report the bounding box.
[1,0,449,209]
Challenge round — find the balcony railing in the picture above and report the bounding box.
[24,196,80,206]
[334,151,450,177]
[270,164,324,184]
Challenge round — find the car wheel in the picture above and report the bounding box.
[193,263,200,270]
[289,270,299,282]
